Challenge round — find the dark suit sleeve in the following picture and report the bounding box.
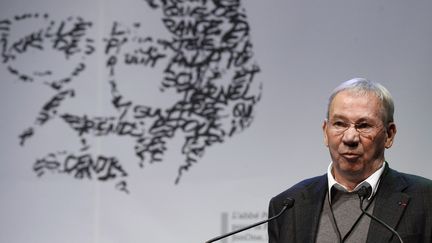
[267,175,327,243]
[399,174,432,243]
[268,197,279,243]
[368,169,432,243]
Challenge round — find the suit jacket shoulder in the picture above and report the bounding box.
[397,170,432,191]
[269,174,327,243]
[270,174,327,205]
[367,166,432,243]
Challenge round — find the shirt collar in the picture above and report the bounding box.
[327,161,386,202]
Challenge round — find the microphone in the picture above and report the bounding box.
[204,197,295,243]
[357,186,404,243]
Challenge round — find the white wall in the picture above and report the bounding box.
[1,0,431,243]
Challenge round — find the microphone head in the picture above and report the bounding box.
[357,186,372,198]
[283,197,295,208]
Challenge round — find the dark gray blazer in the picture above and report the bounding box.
[268,164,432,243]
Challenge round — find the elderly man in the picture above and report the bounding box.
[268,78,432,243]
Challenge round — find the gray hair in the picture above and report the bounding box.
[326,78,395,124]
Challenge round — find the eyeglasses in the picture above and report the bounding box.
[327,119,384,136]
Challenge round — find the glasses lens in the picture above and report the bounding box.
[329,120,379,135]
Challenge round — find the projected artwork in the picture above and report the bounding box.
[0,0,261,193]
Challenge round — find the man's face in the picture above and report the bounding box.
[323,90,396,186]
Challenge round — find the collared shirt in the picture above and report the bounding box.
[327,161,386,203]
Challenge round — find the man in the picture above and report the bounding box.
[268,78,432,243]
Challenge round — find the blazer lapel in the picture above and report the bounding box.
[295,175,328,243]
[366,166,410,243]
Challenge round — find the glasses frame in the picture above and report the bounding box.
[326,118,385,136]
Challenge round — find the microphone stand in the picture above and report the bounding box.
[205,198,294,243]
[358,187,404,243]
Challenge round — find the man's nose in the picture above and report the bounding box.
[342,126,360,146]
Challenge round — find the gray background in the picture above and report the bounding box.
[1,0,431,242]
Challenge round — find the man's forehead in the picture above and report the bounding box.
[331,90,380,106]
[329,91,383,117]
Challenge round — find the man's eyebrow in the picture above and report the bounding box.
[330,114,374,123]
[329,114,346,120]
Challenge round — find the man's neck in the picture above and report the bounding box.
[333,161,384,191]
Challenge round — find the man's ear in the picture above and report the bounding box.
[323,119,329,147]
[385,122,397,149]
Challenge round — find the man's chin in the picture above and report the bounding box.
[337,161,364,176]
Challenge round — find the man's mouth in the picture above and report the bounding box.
[341,153,361,160]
